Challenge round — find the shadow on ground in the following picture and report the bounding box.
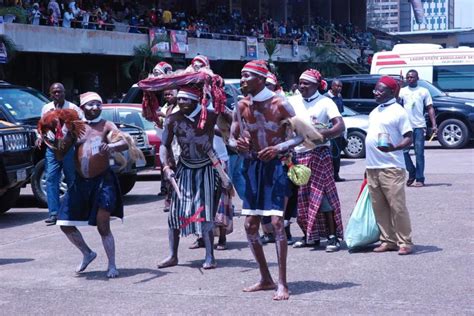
[13,194,44,209]
[181,258,277,271]
[76,268,170,282]
[289,280,360,295]
[0,211,47,228]
[137,173,161,181]
[347,244,442,255]
[123,194,164,206]
[0,258,35,266]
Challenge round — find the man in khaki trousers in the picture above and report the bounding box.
[364,76,414,255]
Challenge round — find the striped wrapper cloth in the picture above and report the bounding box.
[295,146,344,241]
[168,157,221,237]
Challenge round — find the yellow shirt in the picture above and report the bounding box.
[162,10,172,24]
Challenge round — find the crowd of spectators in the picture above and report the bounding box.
[3,0,374,49]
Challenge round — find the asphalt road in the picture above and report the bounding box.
[1,142,473,315]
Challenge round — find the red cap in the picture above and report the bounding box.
[378,76,400,95]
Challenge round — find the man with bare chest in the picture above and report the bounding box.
[56,92,128,278]
[230,60,303,301]
[158,86,221,270]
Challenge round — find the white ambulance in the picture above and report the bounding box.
[370,44,474,99]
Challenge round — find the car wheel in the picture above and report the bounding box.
[31,159,67,208]
[0,187,21,214]
[344,130,366,159]
[437,119,469,149]
[118,174,137,195]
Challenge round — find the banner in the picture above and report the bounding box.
[169,30,188,54]
[149,28,169,54]
[246,37,258,59]
[0,42,7,64]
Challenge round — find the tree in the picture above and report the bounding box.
[0,35,18,80]
[122,44,164,81]
[304,43,341,78]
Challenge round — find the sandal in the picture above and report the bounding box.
[293,239,320,248]
[413,182,424,187]
[189,238,204,249]
[216,243,228,250]
[406,178,415,187]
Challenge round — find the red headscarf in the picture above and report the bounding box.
[299,69,328,91]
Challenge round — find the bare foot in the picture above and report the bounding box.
[242,280,276,292]
[76,251,97,273]
[157,256,178,269]
[107,266,119,278]
[202,259,217,270]
[273,283,289,301]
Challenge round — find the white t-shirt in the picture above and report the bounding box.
[365,99,413,169]
[399,85,433,128]
[41,101,84,119]
[62,11,74,28]
[288,91,341,152]
[213,135,229,162]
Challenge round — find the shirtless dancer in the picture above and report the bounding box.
[158,86,221,269]
[56,92,128,278]
[230,60,303,300]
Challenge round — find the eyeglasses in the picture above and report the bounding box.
[84,102,102,110]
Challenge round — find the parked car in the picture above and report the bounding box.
[102,103,161,168]
[0,120,36,214]
[0,81,154,206]
[341,106,369,159]
[328,74,474,149]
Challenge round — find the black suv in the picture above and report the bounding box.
[0,120,36,213]
[329,74,474,149]
[0,81,154,207]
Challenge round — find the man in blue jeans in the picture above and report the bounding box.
[399,70,437,187]
[40,83,83,225]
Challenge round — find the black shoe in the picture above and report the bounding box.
[45,215,57,226]
[334,176,346,182]
[260,233,275,244]
[325,235,340,252]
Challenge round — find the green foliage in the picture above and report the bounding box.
[304,43,341,78]
[0,35,18,63]
[264,39,280,62]
[122,44,163,81]
[0,6,28,24]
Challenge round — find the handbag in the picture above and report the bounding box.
[344,180,380,249]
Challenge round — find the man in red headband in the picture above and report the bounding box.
[151,61,173,77]
[190,54,210,71]
[230,60,303,301]
[158,86,222,270]
[288,69,345,253]
[366,76,414,255]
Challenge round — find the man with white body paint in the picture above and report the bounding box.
[229,60,304,301]
[56,92,128,278]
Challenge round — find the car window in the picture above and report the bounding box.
[118,108,155,130]
[415,80,445,98]
[358,80,377,99]
[0,88,49,120]
[340,82,354,99]
[101,108,115,122]
[342,106,358,116]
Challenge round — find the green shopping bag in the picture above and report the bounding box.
[344,181,380,249]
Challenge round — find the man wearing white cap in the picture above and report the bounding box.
[158,86,221,270]
[288,69,345,252]
[56,92,129,278]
